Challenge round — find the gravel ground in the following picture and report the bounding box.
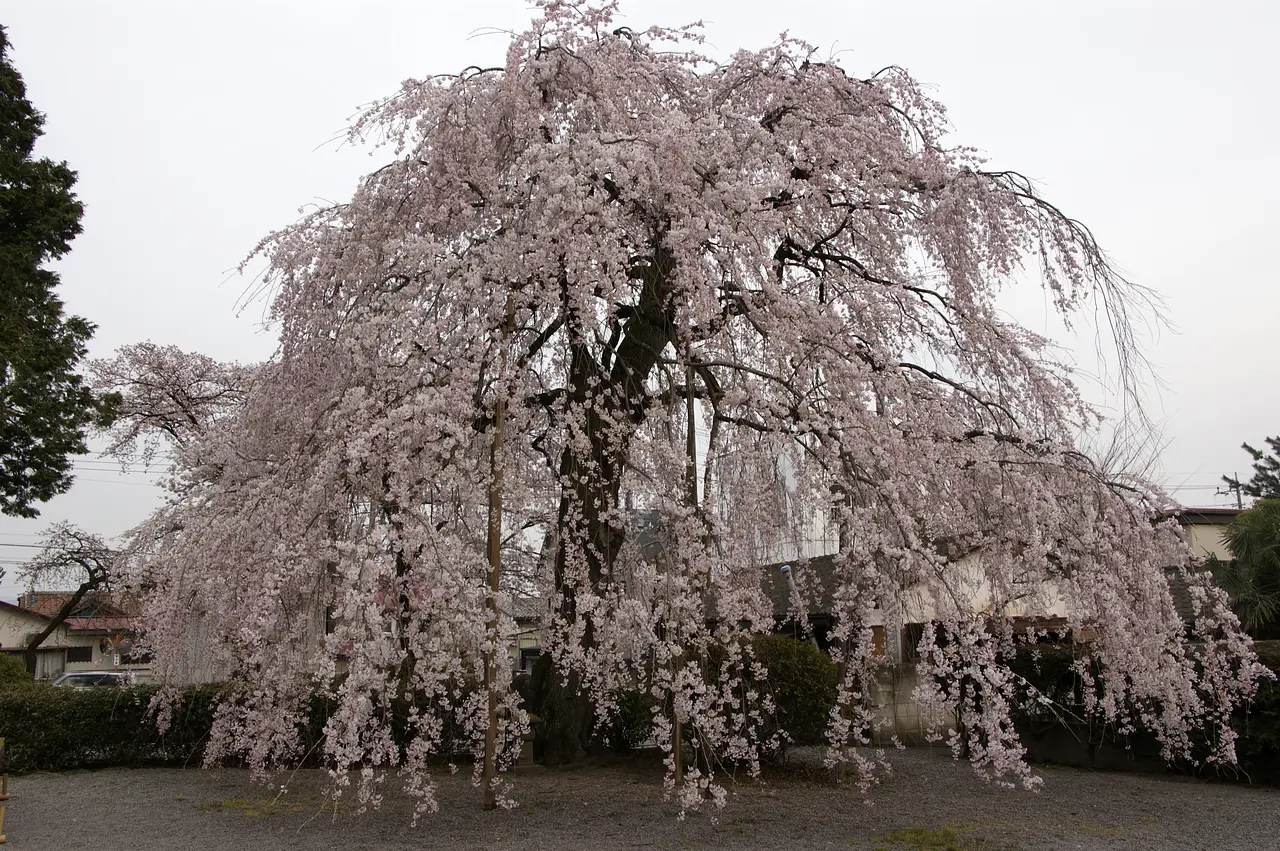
[4,748,1278,851]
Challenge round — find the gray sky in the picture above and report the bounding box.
[2,0,1277,598]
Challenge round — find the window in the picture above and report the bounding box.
[122,647,153,664]
[66,646,93,663]
[901,622,928,664]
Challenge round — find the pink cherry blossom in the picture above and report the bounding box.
[115,0,1263,817]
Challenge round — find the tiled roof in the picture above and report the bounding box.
[0,599,49,622]
[508,597,546,621]
[1163,566,1222,626]
[22,592,76,618]
[64,616,134,633]
[12,592,136,633]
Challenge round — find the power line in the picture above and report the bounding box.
[70,462,163,473]
[84,449,173,461]
[71,478,164,488]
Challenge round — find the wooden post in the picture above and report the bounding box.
[672,360,701,788]
[482,296,515,812]
[0,735,6,843]
[673,717,682,787]
[685,360,698,509]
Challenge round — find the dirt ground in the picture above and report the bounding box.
[4,747,1278,851]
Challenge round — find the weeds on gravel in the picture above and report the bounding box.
[201,795,325,819]
[1074,822,1127,839]
[875,824,1016,851]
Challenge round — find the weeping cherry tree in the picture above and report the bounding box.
[122,0,1264,817]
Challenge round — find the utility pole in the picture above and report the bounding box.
[1217,473,1244,510]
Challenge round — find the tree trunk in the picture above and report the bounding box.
[531,244,676,764]
[529,653,592,766]
[23,581,100,676]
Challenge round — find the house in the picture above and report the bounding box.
[0,591,149,681]
[509,596,546,673]
[1167,506,1238,561]
[130,584,545,687]
[1162,506,1240,627]
[759,506,1244,742]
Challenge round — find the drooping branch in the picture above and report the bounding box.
[121,0,1261,819]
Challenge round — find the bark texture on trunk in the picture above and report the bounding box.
[531,245,676,765]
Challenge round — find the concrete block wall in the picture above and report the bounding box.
[867,663,951,745]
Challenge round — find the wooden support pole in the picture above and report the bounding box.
[685,360,698,508]
[482,296,514,812]
[672,360,700,789]
[0,735,5,844]
[673,718,682,788]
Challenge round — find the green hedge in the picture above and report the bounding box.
[0,679,506,774]
[1233,641,1280,783]
[589,635,837,758]
[1009,641,1280,782]
[0,683,225,772]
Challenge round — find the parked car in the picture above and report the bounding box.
[52,671,134,688]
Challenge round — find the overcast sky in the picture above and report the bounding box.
[1,0,1277,598]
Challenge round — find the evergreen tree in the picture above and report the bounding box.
[0,25,116,518]
[1210,499,1280,637]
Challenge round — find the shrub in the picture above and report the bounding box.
[0,639,840,772]
[1005,644,1149,768]
[0,654,34,689]
[590,636,836,758]
[598,688,654,752]
[751,634,838,751]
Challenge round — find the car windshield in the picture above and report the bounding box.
[57,673,125,687]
